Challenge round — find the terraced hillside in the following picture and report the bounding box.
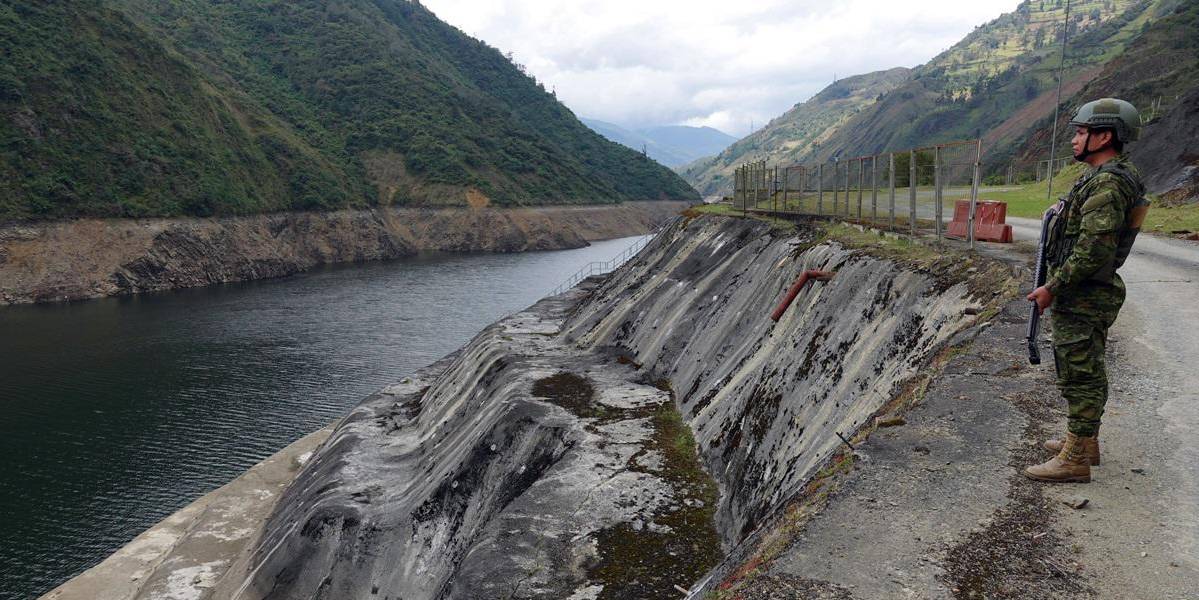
[683,0,1191,195]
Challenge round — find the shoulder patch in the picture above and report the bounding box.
[1080,187,1118,213]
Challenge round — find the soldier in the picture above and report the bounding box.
[1024,98,1149,483]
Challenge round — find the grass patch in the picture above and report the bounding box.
[979,166,1199,235]
[822,223,940,264]
[690,202,796,232]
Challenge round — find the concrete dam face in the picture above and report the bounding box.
[217,215,1001,599]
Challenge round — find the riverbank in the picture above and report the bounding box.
[0,201,687,306]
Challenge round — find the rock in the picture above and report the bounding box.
[1062,496,1089,510]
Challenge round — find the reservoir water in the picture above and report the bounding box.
[0,235,648,599]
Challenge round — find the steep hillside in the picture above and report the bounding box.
[0,1,696,221]
[1011,1,1199,200]
[0,1,356,219]
[681,68,910,195]
[806,0,1166,163]
[582,119,736,168]
[682,0,1187,196]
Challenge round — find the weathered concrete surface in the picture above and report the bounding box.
[204,215,1010,599]
[60,214,1023,600]
[212,284,721,600]
[40,426,333,600]
[702,219,1199,600]
[563,219,996,546]
[0,201,685,306]
[717,299,1077,599]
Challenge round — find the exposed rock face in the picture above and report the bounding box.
[213,283,721,600]
[1137,86,1199,203]
[563,219,984,544]
[0,202,686,306]
[213,215,996,599]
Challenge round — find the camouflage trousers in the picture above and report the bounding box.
[1051,309,1119,437]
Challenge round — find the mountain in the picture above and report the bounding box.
[680,68,911,195]
[581,119,737,168]
[0,0,696,221]
[682,0,1192,195]
[1010,0,1199,200]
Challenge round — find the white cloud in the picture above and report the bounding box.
[421,0,1022,136]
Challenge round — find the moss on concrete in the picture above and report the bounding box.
[587,384,722,599]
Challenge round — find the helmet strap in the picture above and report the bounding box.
[1073,129,1112,163]
[1073,130,1094,162]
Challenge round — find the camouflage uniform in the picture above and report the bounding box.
[1044,154,1144,437]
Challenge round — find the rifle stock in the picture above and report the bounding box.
[1027,207,1056,365]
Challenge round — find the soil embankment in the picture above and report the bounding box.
[0,201,686,306]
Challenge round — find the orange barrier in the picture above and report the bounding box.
[947,200,1013,243]
[770,270,835,321]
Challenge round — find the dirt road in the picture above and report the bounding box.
[705,216,1198,599]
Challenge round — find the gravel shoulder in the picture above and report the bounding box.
[1008,216,1199,600]
[706,217,1199,599]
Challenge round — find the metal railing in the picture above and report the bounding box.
[550,233,654,296]
[732,139,985,246]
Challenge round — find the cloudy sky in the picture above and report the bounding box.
[421,0,1021,136]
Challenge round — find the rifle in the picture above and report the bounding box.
[1027,206,1057,365]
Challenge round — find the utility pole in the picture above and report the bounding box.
[1045,0,1072,205]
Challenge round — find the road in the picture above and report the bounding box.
[1007,216,1199,598]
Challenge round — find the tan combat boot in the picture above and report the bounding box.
[1043,434,1100,466]
[1024,432,1092,483]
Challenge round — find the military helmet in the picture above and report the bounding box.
[1069,98,1141,143]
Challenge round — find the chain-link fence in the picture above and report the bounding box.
[732,139,985,244]
[998,156,1073,186]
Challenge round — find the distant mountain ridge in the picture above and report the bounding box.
[680,68,911,195]
[0,0,697,221]
[581,119,737,168]
[682,0,1196,196]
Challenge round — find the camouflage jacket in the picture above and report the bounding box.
[1045,154,1145,311]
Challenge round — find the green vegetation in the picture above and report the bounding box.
[0,1,353,218]
[0,0,697,221]
[983,169,1199,234]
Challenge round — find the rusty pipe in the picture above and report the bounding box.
[770,269,835,322]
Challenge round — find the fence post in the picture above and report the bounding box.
[934,144,943,242]
[844,160,851,216]
[888,152,896,231]
[734,165,740,208]
[778,166,784,213]
[857,158,864,219]
[798,166,805,213]
[969,138,982,249]
[818,163,824,215]
[832,160,839,215]
[909,149,917,236]
[760,161,767,210]
[871,155,878,225]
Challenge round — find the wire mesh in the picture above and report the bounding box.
[731,139,985,243]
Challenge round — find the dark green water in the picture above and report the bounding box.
[0,236,646,599]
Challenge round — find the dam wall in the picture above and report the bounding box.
[49,214,1013,599]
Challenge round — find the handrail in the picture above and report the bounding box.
[550,232,655,296]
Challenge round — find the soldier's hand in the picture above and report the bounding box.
[1027,286,1054,315]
